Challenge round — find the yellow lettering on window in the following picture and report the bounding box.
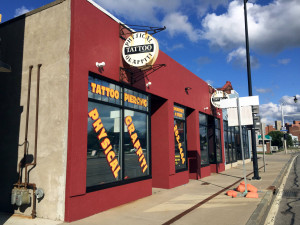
[88,108,99,120]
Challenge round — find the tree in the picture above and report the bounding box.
[268,131,293,148]
[286,134,293,147]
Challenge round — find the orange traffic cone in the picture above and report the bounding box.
[226,190,238,198]
[246,192,258,198]
[240,181,258,193]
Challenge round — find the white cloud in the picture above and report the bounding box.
[226,47,259,68]
[94,0,181,24]
[260,95,300,125]
[195,0,229,17]
[260,102,280,125]
[206,80,214,85]
[197,56,212,65]
[161,12,201,42]
[201,0,300,54]
[255,88,273,94]
[278,58,291,65]
[14,6,32,17]
[166,44,184,51]
[94,0,202,42]
[93,0,300,50]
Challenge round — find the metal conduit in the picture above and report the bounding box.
[14,64,42,219]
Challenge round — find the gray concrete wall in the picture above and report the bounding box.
[16,0,70,220]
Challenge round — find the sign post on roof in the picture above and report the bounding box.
[122,32,159,69]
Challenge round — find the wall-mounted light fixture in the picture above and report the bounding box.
[217,112,221,116]
[96,62,105,68]
[146,81,152,88]
[185,87,192,94]
[204,107,208,111]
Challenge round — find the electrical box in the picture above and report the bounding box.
[11,188,17,205]
[11,188,31,206]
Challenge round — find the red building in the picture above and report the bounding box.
[287,121,300,140]
[265,125,276,135]
[0,0,226,222]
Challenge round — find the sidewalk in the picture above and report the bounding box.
[2,151,297,225]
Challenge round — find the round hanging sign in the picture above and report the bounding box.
[122,32,159,68]
[211,90,229,108]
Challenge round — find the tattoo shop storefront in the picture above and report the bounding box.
[66,1,225,221]
[0,0,227,222]
[64,0,226,221]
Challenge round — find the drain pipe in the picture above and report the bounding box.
[25,64,41,187]
[17,65,33,186]
[13,64,43,219]
[25,64,41,218]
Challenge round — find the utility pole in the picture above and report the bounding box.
[243,0,260,180]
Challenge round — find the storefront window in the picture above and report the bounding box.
[174,105,187,172]
[235,127,242,160]
[231,127,237,162]
[87,74,150,191]
[228,127,233,163]
[124,109,149,179]
[87,102,121,186]
[199,113,209,166]
[223,121,229,164]
[242,127,250,159]
[215,118,222,163]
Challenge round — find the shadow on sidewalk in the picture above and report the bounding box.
[0,213,12,225]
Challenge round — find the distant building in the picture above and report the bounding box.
[287,121,300,140]
[275,120,282,130]
[265,125,276,134]
[218,81,233,94]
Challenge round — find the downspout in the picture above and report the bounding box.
[17,65,33,186]
[25,64,42,187]
[25,64,42,218]
[13,64,42,219]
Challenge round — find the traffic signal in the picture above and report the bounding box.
[252,106,260,130]
[253,115,261,130]
[283,133,288,140]
[252,105,259,114]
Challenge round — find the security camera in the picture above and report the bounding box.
[146,82,152,87]
[96,62,105,68]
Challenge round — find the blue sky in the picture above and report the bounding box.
[1,0,300,126]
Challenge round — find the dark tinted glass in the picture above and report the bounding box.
[124,109,149,179]
[87,102,121,187]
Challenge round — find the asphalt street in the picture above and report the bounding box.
[274,153,300,225]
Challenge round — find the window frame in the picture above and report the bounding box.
[173,103,188,173]
[199,112,210,167]
[86,72,151,193]
[223,120,229,164]
[214,118,222,164]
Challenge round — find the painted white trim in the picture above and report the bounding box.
[86,0,135,32]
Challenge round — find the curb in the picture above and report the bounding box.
[245,155,294,225]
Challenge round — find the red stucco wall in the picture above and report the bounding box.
[65,0,224,221]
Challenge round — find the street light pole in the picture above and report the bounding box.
[243,0,260,179]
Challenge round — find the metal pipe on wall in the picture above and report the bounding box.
[14,64,42,219]
[18,65,33,186]
[25,64,42,187]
